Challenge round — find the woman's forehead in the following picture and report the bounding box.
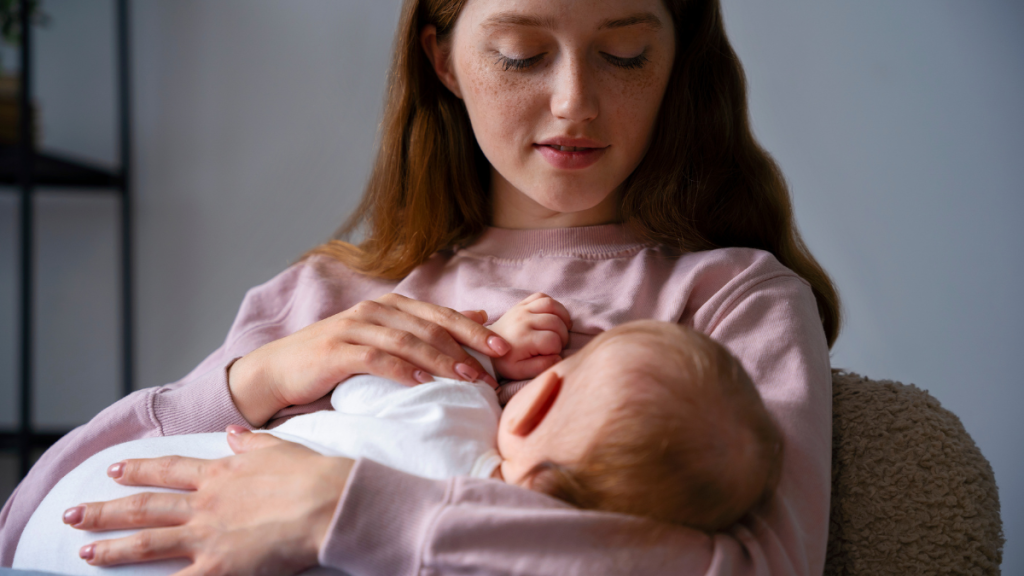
[456,0,671,35]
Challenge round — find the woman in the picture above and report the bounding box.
[1,0,839,574]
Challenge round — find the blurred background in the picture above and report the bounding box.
[0,0,1020,572]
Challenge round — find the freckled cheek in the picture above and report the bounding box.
[609,75,668,154]
[466,76,545,154]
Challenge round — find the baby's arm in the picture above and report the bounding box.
[488,293,571,381]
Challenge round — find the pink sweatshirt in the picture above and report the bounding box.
[0,225,832,575]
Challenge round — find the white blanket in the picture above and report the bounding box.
[14,374,502,575]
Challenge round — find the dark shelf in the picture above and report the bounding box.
[0,146,123,189]
[9,0,133,478]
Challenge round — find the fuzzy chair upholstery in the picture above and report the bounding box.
[825,371,1004,575]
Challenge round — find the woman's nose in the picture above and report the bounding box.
[550,54,599,123]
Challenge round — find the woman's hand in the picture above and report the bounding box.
[229,292,510,426]
[66,428,349,575]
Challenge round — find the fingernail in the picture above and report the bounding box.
[79,544,94,561]
[63,506,84,526]
[484,374,499,389]
[226,425,249,435]
[488,336,511,356]
[414,370,434,383]
[107,462,124,479]
[455,363,480,382]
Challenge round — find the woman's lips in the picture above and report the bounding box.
[534,144,608,170]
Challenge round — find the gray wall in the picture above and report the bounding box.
[0,0,1020,571]
[721,3,1024,571]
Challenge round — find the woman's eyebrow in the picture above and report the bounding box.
[481,12,663,31]
[482,13,558,30]
[598,13,664,31]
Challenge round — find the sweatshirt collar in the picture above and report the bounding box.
[460,224,652,260]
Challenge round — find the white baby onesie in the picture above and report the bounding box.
[15,361,502,576]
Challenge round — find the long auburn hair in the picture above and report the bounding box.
[308,0,842,347]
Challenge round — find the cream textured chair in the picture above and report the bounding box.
[825,371,1004,575]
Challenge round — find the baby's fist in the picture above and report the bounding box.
[490,293,572,380]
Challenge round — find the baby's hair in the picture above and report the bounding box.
[526,322,783,532]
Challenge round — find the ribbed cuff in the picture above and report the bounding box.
[497,379,531,406]
[318,459,451,575]
[151,359,252,436]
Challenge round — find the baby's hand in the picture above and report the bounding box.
[489,293,572,381]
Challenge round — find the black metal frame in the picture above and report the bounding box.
[0,0,133,478]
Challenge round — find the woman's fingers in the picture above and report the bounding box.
[69,438,349,574]
[83,526,193,567]
[349,296,502,385]
[346,300,473,371]
[113,455,208,489]
[376,293,511,357]
[68,492,192,532]
[337,322,464,382]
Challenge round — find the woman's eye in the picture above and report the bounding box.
[602,51,649,70]
[497,53,545,72]
[495,50,648,72]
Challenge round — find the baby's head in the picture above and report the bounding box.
[496,320,782,532]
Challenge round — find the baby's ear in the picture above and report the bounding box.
[510,370,562,437]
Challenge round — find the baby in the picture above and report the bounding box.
[15,294,782,574]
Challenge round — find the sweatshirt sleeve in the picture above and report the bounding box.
[317,269,833,575]
[0,262,317,567]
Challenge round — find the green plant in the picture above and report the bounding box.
[0,0,49,75]
[0,0,48,45]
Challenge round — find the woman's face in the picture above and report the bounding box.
[428,0,676,229]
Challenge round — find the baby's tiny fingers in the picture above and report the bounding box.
[516,292,551,306]
[529,313,571,346]
[83,526,193,567]
[512,355,562,380]
[531,330,565,356]
[459,309,488,324]
[525,296,572,330]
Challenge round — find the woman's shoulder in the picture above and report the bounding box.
[259,253,397,295]
[663,246,817,332]
[227,255,400,342]
[674,246,808,287]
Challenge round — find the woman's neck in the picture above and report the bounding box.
[489,170,623,229]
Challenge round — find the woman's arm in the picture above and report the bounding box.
[0,261,309,566]
[319,271,831,576]
[0,337,248,567]
[0,258,508,568]
[40,251,829,575]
